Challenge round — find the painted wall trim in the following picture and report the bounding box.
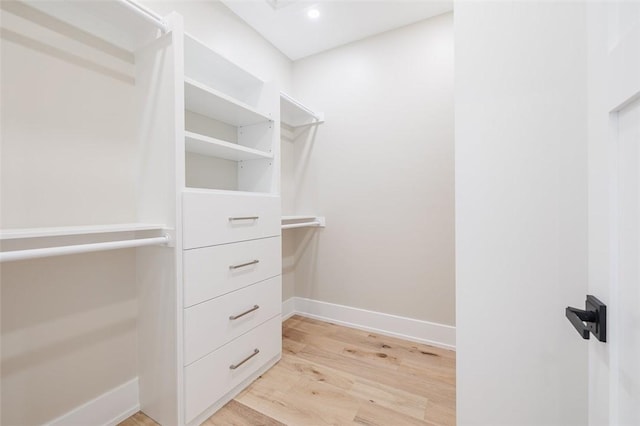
[45,378,140,426]
[281,296,296,321]
[282,297,456,351]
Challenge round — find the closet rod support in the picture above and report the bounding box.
[0,234,171,263]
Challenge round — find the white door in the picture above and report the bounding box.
[587,2,640,425]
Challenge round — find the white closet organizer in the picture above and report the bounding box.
[181,33,282,425]
[280,93,326,231]
[1,2,281,426]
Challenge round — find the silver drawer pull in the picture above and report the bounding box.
[229,305,260,320]
[229,259,259,270]
[229,349,259,370]
[229,216,259,221]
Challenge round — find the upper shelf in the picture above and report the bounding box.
[0,223,165,241]
[19,0,166,53]
[280,92,324,128]
[184,33,264,105]
[185,78,272,127]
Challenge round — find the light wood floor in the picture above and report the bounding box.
[120,315,456,426]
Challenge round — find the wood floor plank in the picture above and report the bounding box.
[348,378,429,421]
[294,340,453,405]
[119,315,456,426]
[239,375,361,425]
[118,412,159,426]
[353,401,439,426]
[200,400,285,426]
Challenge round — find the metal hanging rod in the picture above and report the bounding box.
[0,234,171,263]
[120,0,169,33]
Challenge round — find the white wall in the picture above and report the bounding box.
[288,13,455,326]
[455,2,588,425]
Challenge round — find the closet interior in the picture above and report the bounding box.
[1,0,457,425]
[0,1,322,424]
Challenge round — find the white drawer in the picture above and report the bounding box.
[184,316,282,424]
[183,236,281,307]
[183,191,280,249]
[184,276,281,365]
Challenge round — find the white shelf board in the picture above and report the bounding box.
[21,0,165,53]
[281,215,325,230]
[0,223,165,241]
[282,215,318,222]
[185,131,273,161]
[182,188,278,198]
[185,78,271,127]
[280,92,323,128]
[184,33,263,100]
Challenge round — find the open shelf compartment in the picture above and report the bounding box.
[184,33,264,105]
[185,78,272,127]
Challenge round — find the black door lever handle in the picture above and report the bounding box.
[565,295,606,342]
[566,307,595,339]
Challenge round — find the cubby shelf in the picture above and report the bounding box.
[184,34,263,102]
[185,78,271,127]
[185,131,273,161]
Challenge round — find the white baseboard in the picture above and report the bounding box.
[282,297,296,320]
[46,378,140,426]
[282,297,455,351]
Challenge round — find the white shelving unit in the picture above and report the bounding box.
[184,37,278,195]
[179,25,282,426]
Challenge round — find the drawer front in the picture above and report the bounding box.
[183,236,281,307]
[183,191,281,249]
[184,316,282,424]
[184,275,281,365]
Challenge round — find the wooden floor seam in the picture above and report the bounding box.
[120,315,456,426]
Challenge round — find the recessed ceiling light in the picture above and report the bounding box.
[307,8,320,19]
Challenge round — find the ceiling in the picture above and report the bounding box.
[220,0,453,61]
